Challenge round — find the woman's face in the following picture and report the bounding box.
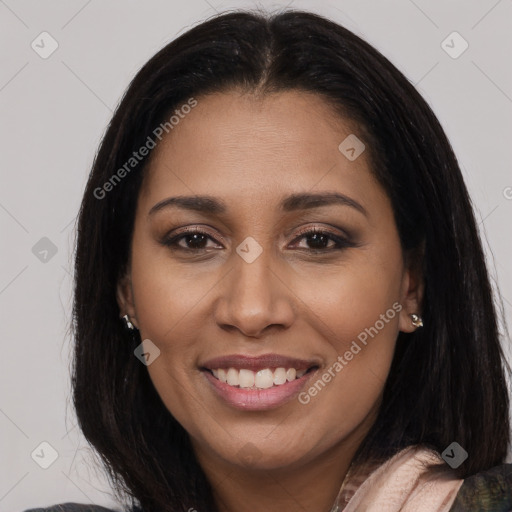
[117,90,422,473]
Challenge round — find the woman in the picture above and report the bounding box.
[26,9,511,512]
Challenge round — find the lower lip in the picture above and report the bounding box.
[202,369,318,411]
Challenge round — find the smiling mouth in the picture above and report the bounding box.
[203,366,319,390]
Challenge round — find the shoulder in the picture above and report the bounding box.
[449,463,512,511]
[23,503,130,512]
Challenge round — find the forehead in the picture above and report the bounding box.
[139,90,386,215]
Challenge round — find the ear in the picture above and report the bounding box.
[398,243,425,333]
[116,268,139,329]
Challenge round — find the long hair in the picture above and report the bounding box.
[72,9,511,512]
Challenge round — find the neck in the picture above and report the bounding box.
[196,437,364,512]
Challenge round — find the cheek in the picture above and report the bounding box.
[127,237,203,390]
[295,250,403,349]
[293,250,403,420]
[128,252,207,433]
[129,232,213,346]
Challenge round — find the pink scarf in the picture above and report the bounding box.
[332,445,464,511]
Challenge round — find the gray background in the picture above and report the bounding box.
[1,0,511,510]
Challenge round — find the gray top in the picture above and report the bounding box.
[24,504,121,512]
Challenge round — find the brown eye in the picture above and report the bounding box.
[161,227,223,252]
[290,228,355,251]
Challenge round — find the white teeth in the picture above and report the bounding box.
[273,367,287,385]
[255,369,274,389]
[286,368,296,382]
[239,369,255,388]
[211,366,311,389]
[226,368,239,386]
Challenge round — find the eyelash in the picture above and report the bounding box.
[160,226,355,254]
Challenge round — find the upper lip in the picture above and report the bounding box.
[200,353,320,372]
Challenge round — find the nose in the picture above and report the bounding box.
[213,249,296,339]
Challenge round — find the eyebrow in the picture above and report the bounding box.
[148,192,367,217]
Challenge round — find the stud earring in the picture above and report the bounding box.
[410,313,423,328]
[122,314,136,330]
